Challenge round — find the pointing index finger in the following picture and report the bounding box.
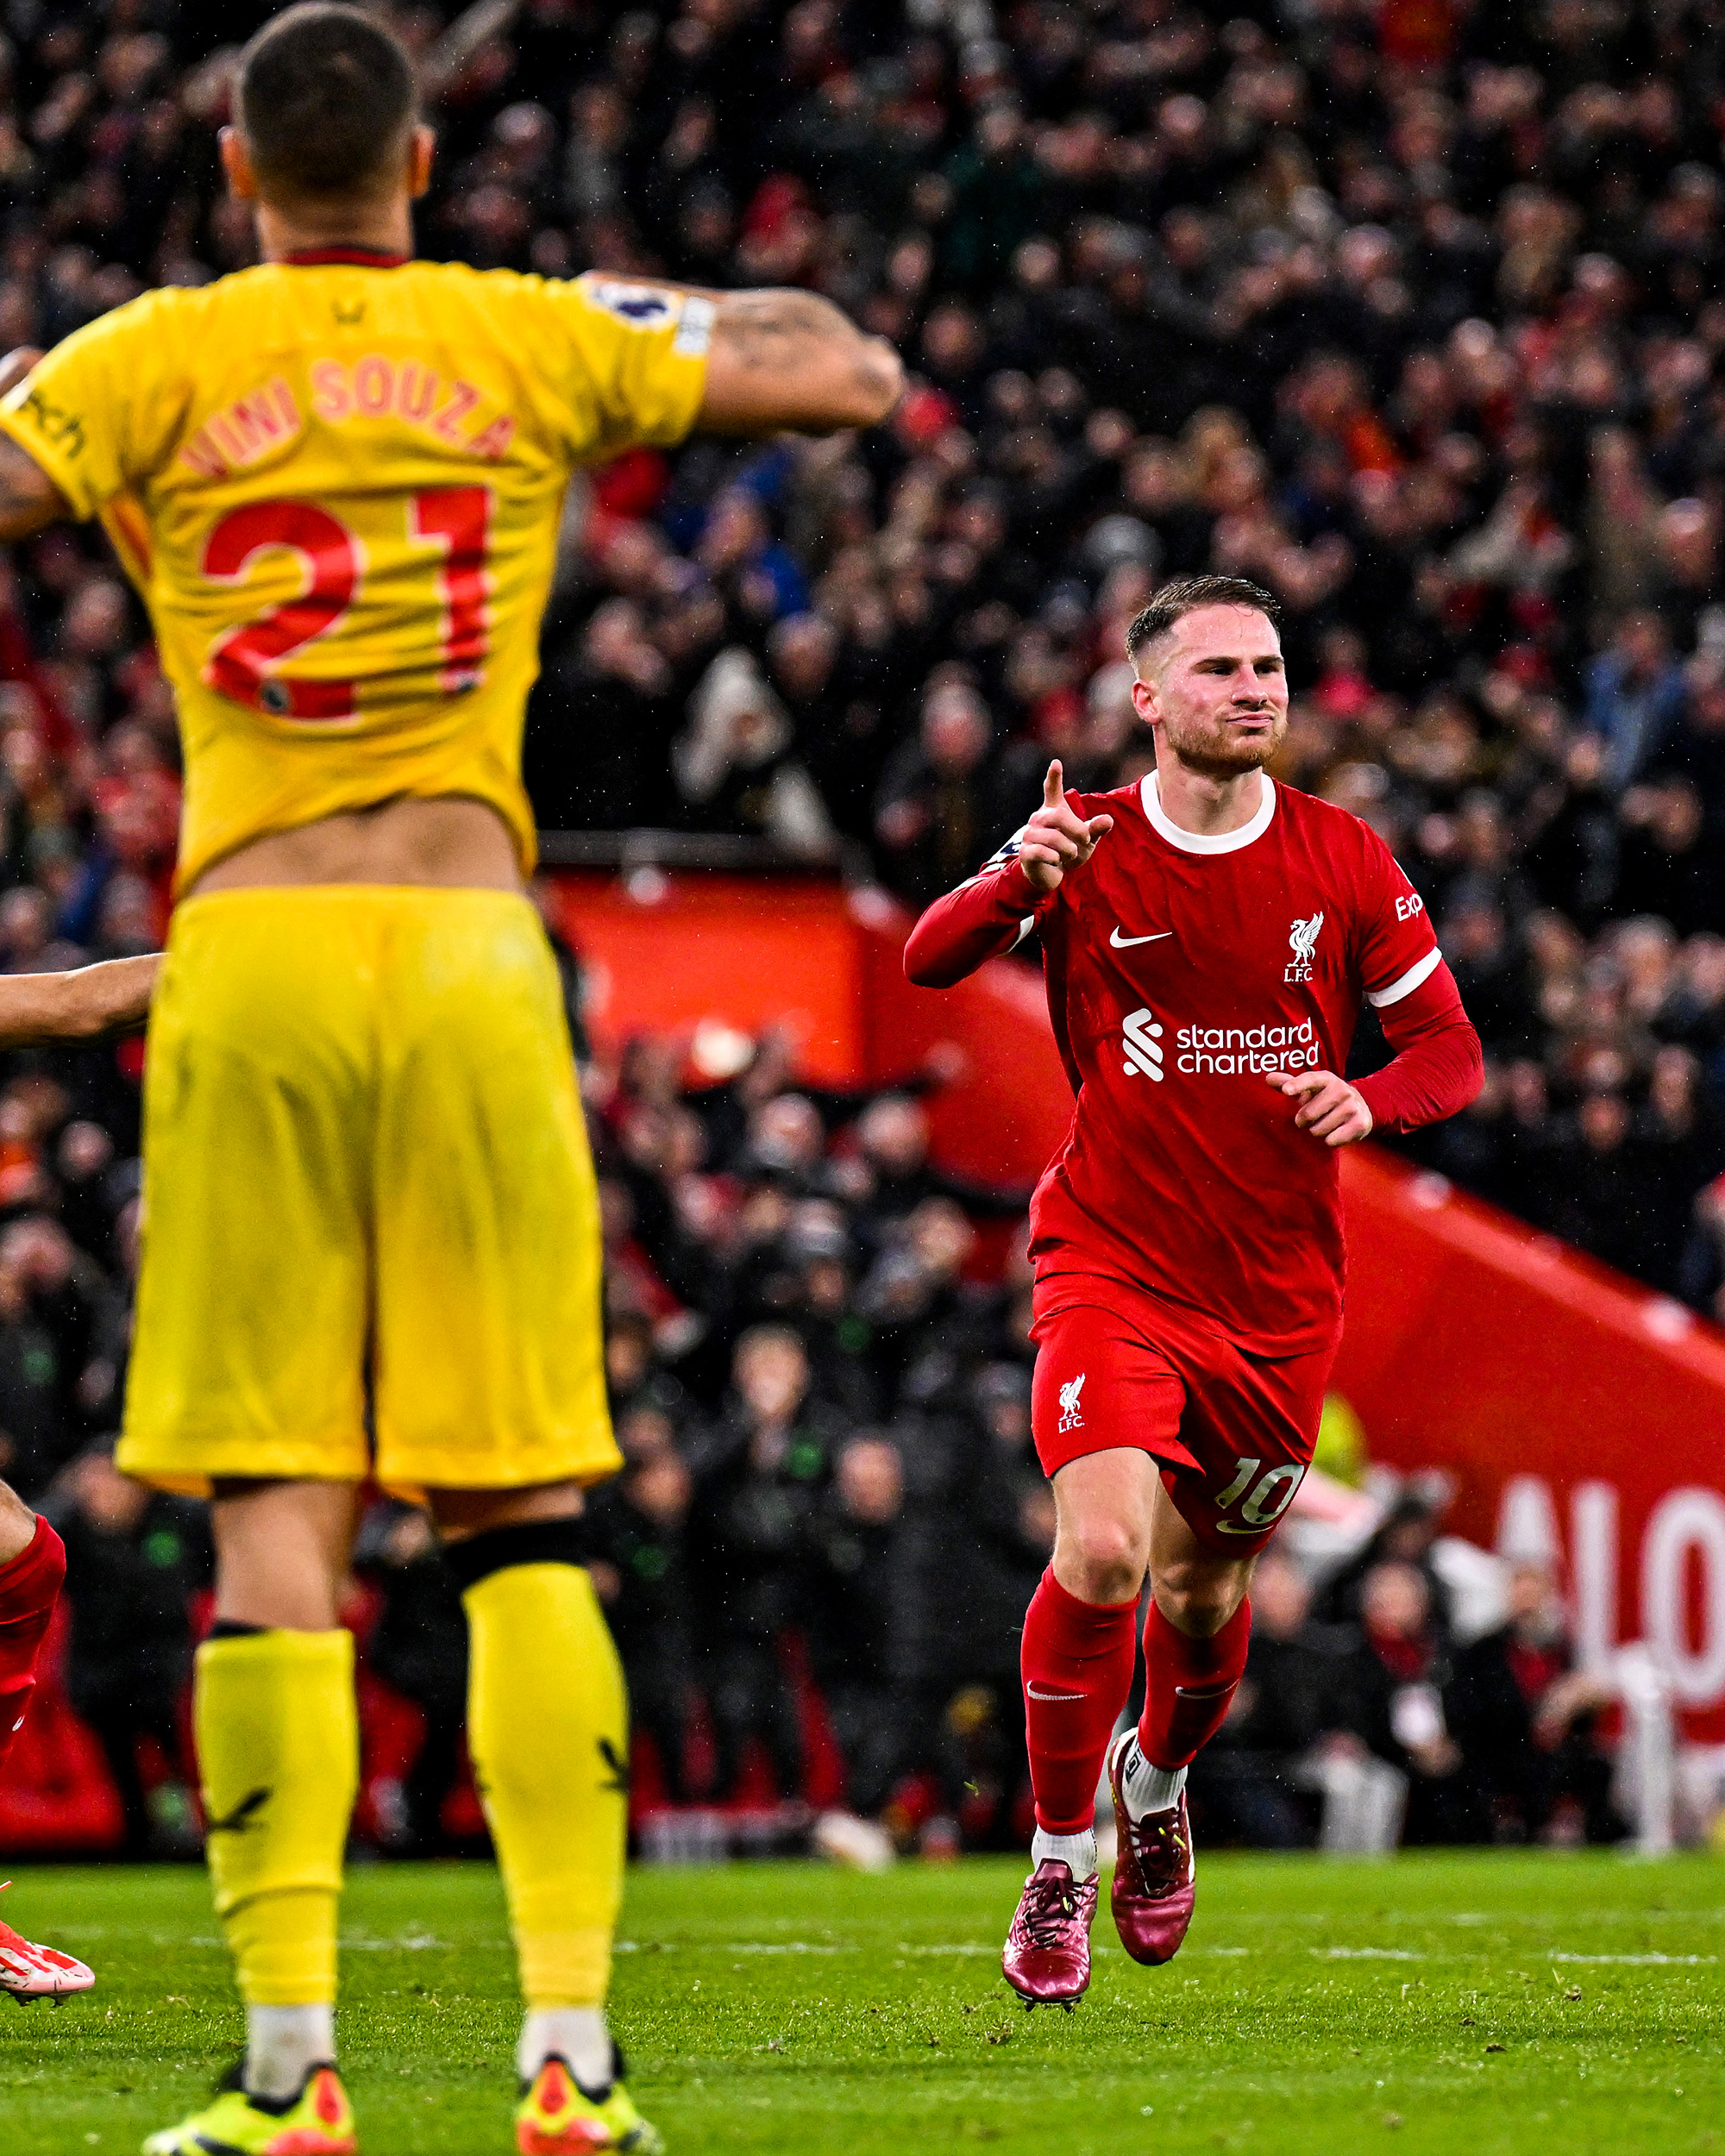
[1043,760,1064,811]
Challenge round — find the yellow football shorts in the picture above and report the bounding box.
[116,885,619,1496]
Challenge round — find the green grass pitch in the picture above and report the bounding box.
[3,1852,1722,2154]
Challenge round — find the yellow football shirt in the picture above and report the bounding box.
[0,256,712,889]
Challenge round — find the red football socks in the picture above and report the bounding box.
[0,1514,66,1765]
[1021,1567,1138,1835]
[1137,1595,1251,1771]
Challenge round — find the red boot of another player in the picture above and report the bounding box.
[1000,1858,1097,2009]
[1107,1731,1195,1965]
[0,1883,94,2001]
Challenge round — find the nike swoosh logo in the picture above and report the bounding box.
[205,1787,271,1834]
[1110,928,1173,947]
[1025,1683,1087,1702]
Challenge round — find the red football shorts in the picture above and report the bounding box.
[1029,1272,1335,1557]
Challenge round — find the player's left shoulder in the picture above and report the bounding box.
[571,272,687,329]
[437,269,701,404]
[413,260,559,310]
[1271,777,1371,844]
[1275,780,1405,882]
[524,270,706,358]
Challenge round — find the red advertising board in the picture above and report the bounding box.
[1331,1149,1725,1739]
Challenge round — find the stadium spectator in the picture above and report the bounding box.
[588,1409,699,1806]
[0,1213,116,1500]
[674,645,836,858]
[685,1324,842,1804]
[53,1444,206,1856]
[1449,1558,1624,1846]
[1339,1559,1484,1847]
[805,1433,913,1816]
[946,1359,1050,1840]
[1314,1490,1456,1640]
[1584,613,1688,793]
[875,680,1027,906]
[354,1504,470,1857]
[1189,1549,1353,1852]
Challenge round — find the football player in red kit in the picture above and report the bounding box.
[0,948,155,1998]
[904,576,1482,2007]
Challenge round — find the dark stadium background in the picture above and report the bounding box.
[1,0,1723,1865]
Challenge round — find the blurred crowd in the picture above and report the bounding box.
[0,0,1713,1852]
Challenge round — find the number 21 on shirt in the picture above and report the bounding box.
[201,486,492,721]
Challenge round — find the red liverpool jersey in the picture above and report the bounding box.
[911,773,1452,1356]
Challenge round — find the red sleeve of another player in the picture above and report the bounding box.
[1354,961,1484,1134]
[904,834,1055,988]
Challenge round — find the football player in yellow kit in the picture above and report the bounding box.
[0,7,901,2152]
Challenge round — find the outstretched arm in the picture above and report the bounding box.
[903,854,1044,989]
[0,347,68,542]
[699,290,903,435]
[0,954,160,1049]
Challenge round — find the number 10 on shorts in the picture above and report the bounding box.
[1214,1455,1306,1533]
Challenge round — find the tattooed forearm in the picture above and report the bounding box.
[701,290,903,435]
[712,290,853,363]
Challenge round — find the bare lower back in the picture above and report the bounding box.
[188,793,524,897]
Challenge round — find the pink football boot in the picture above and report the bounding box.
[0,1883,94,2001]
[1000,1858,1098,2009]
[1106,1730,1195,1965]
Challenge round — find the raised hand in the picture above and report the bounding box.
[1018,760,1113,895]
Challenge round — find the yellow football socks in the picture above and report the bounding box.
[462,1560,628,2009]
[195,1627,358,2008]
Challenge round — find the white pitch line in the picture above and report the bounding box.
[1546,1952,1717,1966]
[1312,1947,1427,1960]
[723,1942,850,1954]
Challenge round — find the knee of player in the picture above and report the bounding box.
[1059,1512,1150,1602]
[1153,1563,1245,1638]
